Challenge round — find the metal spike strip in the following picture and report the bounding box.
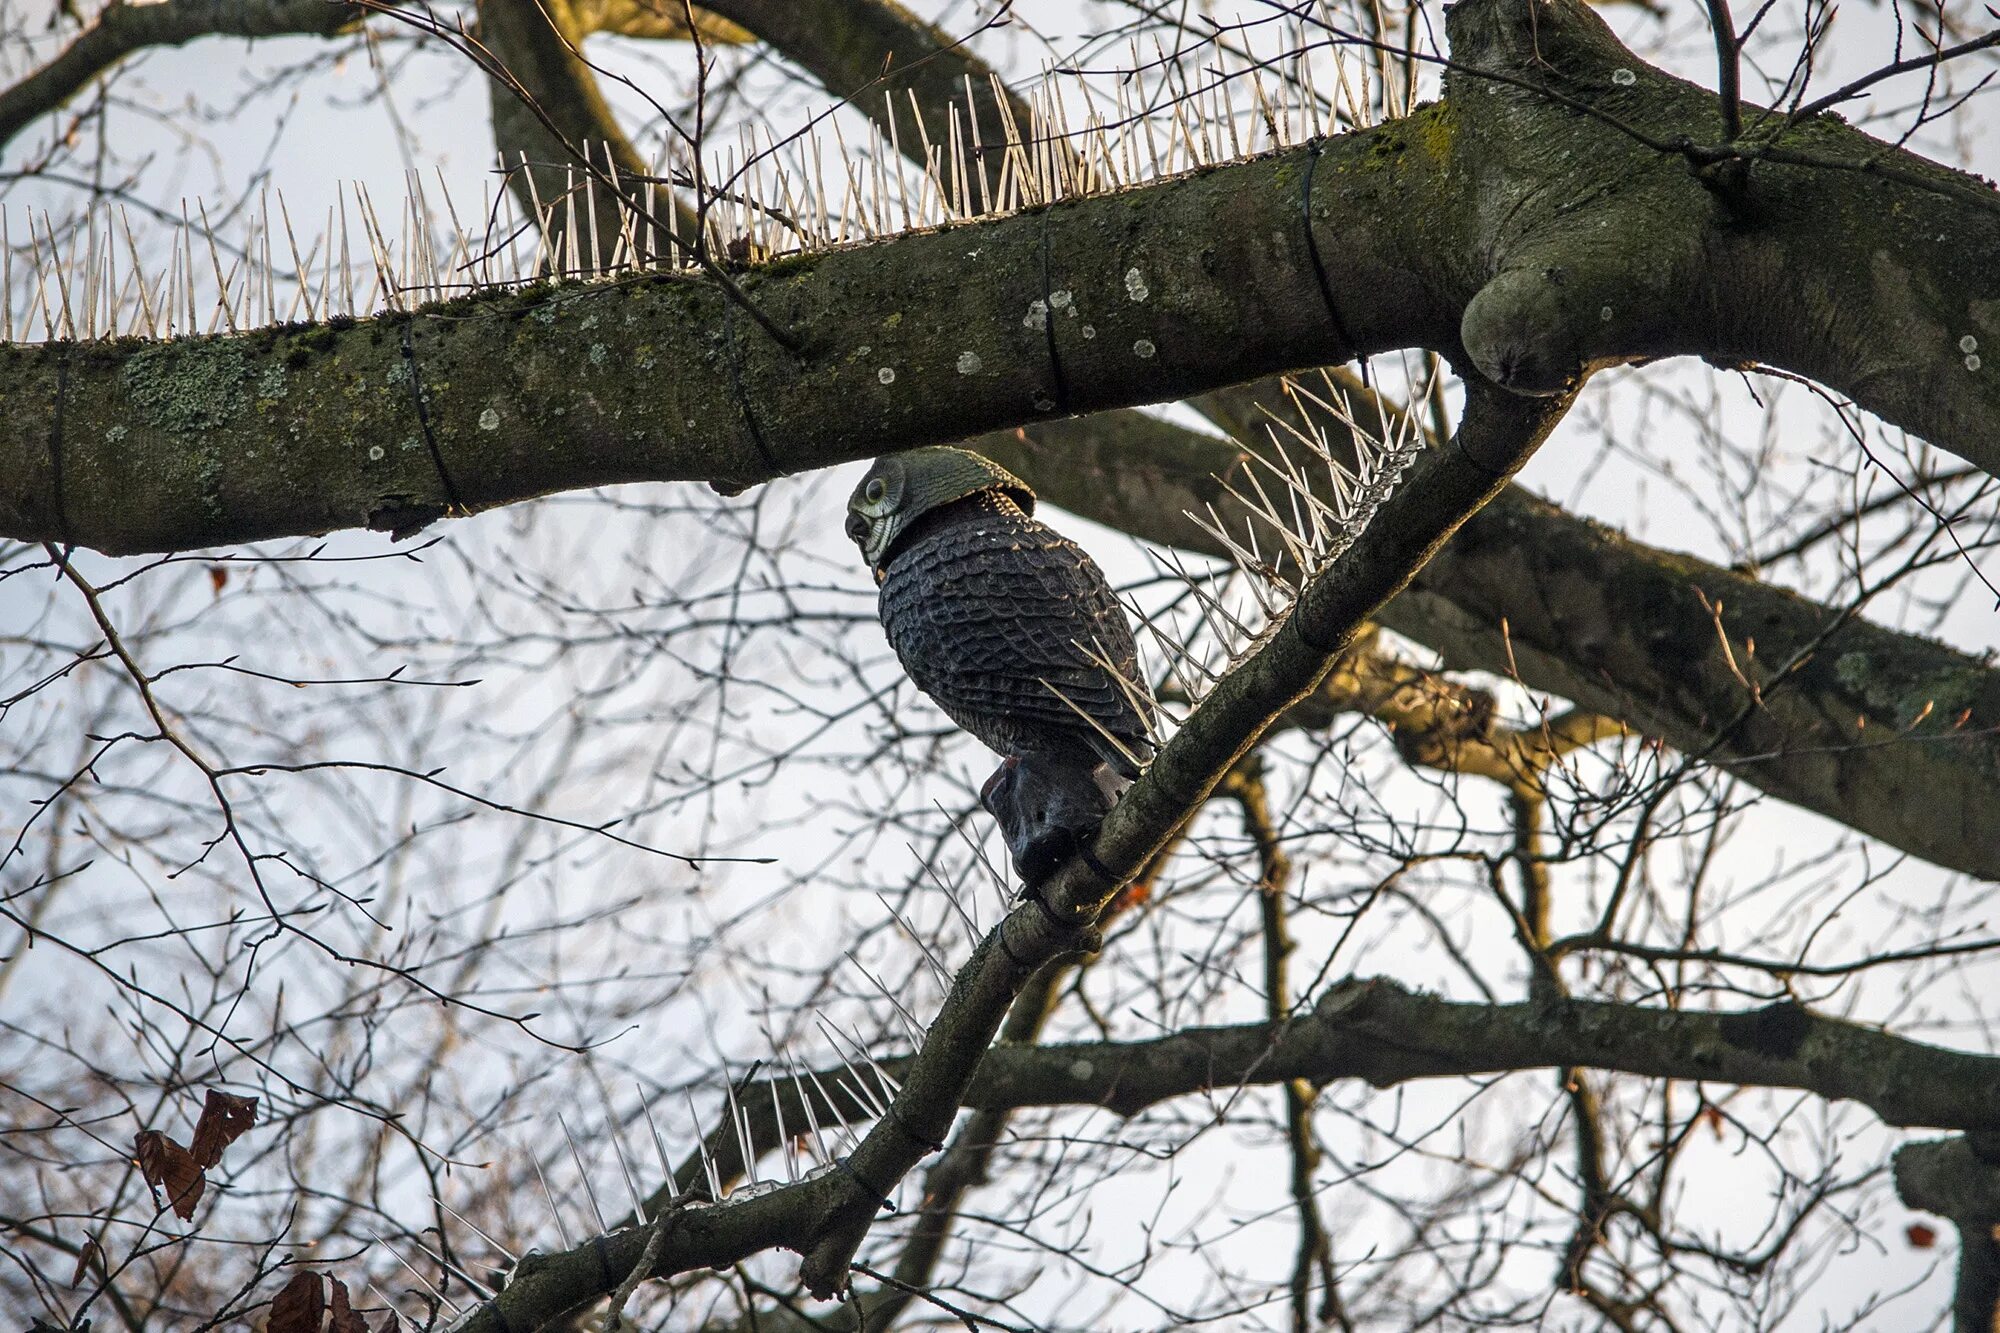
[799,1059,863,1155]
[365,1278,413,1328]
[687,1091,725,1200]
[432,1195,520,1265]
[1133,551,1226,699]
[1071,632,1170,748]
[873,891,955,992]
[371,1231,464,1317]
[529,1139,574,1249]
[822,1014,904,1108]
[812,1015,889,1121]
[556,1110,610,1232]
[593,1073,650,1225]
[0,29,1424,347]
[639,1082,681,1206]
[916,847,988,945]
[787,1061,834,1166]
[845,949,927,1046]
[770,1081,797,1183]
[723,1069,757,1187]
[401,1225,497,1299]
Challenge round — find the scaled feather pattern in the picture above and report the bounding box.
[876,491,1153,778]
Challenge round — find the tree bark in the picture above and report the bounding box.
[453,976,2000,1333]
[980,401,2000,883]
[1896,1137,2000,1333]
[5,0,1995,555]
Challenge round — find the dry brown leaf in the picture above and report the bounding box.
[327,1276,371,1333]
[70,1235,102,1286]
[189,1089,257,1168]
[133,1129,206,1220]
[268,1271,326,1333]
[1906,1222,1938,1249]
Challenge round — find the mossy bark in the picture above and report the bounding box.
[3,0,1997,553]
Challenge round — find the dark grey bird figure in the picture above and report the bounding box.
[847,447,1156,883]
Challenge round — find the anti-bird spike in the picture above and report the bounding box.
[0,41,1393,351]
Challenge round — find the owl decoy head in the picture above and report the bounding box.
[846,447,1036,573]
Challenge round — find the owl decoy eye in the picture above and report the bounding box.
[863,477,888,505]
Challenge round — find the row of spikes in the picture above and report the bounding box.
[353,368,1439,1323]
[1112,358,1435,742]
[0,22,1411,346]
[363,860,1005,1324]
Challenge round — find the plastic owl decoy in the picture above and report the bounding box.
[847,447,1155,883]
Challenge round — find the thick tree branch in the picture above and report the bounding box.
[0,115,1445,551]
[6,0,1998,556]
[443,374,1569,1328]
[472,977,2000,1331]
[707,0,2000,879]
[778,982,2000,1150]
[1894,1137,2000,1333]
[700,0,1033,197]
[569,0,746,42]
[476,0,697,268]
[982,396,2000,883]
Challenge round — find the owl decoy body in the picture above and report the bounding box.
[848,447,1154,776]
[848,448,1156,880]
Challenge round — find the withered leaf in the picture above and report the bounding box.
[327,1276,371,1333]
[70,1235,102,1286]
[268,1271,326,1333]
[1906,1222,1938,1249]
[133,1129,205,1220]
[208,565,229,597]
[189,1089,257,1168]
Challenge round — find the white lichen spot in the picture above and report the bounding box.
[367,444,386,462]
[1033,393,1057,412]
[1069,1059,1094,1081]
[1968,354,1984,372]
[479,407,501,432]
[1611,68,1636,86]
[588,343,607,367]
[105,424,127,443]
[1960,334,1979,354]
[856,344,872,358]
[581,314,599,330]
[956,351,982,375]
[1133,338,1156,359]
[1600,306,1613,322]
[1049,288,1073,311]
[1023,299,1049,331]
[1124,267,1150,302]
[877,366,896,385]
[1080,324,1096,339]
